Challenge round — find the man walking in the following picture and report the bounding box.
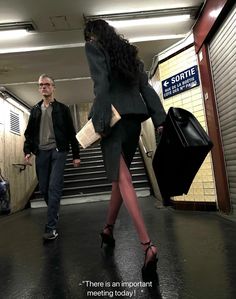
[24,74,80,240]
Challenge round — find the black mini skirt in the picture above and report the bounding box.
[100,115,142,182]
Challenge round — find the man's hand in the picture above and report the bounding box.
[73,159,81,167]
[24,154,32,166]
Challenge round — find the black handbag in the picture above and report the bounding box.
[153,107,213,199]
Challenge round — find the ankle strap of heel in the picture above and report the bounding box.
[141,240,151,246]
[104,224,114,233]
[141,240,156,255]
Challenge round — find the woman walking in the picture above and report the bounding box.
[84,19,166,281]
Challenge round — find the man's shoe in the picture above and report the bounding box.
[43,229,58,241]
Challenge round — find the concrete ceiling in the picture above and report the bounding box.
[0,0,204,108]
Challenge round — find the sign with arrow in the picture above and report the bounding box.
[161,65,200,99]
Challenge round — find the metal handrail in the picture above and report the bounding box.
[139,135,153,158]
[12,163,28,172]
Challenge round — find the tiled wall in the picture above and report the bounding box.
[156,46,216,203]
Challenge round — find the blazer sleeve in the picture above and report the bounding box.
[85,41,112,134]
[139,61,166,127]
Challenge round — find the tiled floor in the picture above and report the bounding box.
[0,196,236,299]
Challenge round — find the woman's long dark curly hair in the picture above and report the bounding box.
[84,19,140,83]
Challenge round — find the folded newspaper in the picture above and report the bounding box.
[76,105,121,148]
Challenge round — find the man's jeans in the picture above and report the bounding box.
[36,149,68,231]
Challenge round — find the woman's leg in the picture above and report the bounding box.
[117,155,157,260]
[100,181,123,248]
[103,182,123,235]
[117,155,149,242]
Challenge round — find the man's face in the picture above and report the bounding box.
[38,77,55,98]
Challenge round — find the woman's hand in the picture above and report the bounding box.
[156,126,164,135]
[73,159,81,167]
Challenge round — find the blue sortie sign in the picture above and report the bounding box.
[161,65,200,99]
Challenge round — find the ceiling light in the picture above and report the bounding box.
[85,6,200,28]
[108,15,190,28]
[129,34,187,43]
[0,21,35,40]
[0,42,85,54]
[0,29,30,39]
[0,87,31,111]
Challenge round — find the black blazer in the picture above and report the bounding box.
[85,41,166,133]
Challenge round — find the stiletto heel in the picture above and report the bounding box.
[100,224,115,248]
[141,241,158,281]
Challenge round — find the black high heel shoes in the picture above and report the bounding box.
[100,224,115,248]
[141,241,158,281]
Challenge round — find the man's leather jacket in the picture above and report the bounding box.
[24,99,80,159]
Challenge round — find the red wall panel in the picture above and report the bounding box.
[193,0,233,53]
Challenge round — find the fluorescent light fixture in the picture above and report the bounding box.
[3,77,91,86]
[108,15,190,28]
[5,97,30,114]
[129,34,187,43]
[0,42,85,54]
[0,29,30,39]
[0,87,31,111]
[0,21,35,40]
[85,6,200,27]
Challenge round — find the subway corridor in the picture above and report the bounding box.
[0,196,236,299]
